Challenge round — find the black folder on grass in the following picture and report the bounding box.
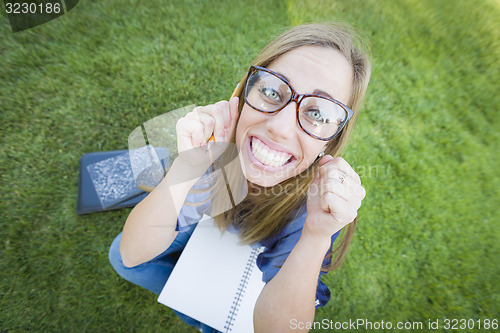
[77,148,169,215]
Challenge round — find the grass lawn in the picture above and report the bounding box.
[1,0,499,332]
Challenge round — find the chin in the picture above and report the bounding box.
[245,174,283,188]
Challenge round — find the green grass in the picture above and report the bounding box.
[1,0,499,332]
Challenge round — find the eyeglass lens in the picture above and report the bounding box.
[245,69,347,139]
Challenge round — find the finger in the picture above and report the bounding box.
[203,101,226,142]
[185,111,215,144]
[320,171,365,207]
[318,154,334,167]
[176,117,206,148]
[320,191,347,214]
[220,101,231,133]
[197,113,216,143]
[320,180,353,202]
[191,106,216,140]
[319,165,351,186]
[354,185,367,200]
[321,157,361,185]
[321,190,359,225]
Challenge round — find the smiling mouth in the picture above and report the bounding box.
[249,136,295,168]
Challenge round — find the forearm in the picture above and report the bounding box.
[253,231,332,332]
[120,158,207,267]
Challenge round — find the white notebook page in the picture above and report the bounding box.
[158,216,265,332]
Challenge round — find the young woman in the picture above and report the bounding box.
[109,23,371,332]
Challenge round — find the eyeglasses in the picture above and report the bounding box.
[243,65,353,141]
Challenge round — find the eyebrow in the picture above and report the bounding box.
[276,71,335,100]
[313,89,334,99]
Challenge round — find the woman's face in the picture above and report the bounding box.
[235,45,354,187]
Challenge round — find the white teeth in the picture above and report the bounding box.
[251,137,292,167]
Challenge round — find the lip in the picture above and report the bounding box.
[253,135,295,156]
[246,135,297,172]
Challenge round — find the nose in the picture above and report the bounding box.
[264,102,297,140]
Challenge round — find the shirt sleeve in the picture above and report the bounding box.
[175,169,214,232]
[256,223,340,308]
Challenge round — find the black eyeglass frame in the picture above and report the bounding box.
[243,65,354,141]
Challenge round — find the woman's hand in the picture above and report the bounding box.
[175,96,239,167]
[304,155,366,241]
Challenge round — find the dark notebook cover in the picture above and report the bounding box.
[77,149,168,215]
[77,150,147,215]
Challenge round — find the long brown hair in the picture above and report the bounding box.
[213,23,371,271]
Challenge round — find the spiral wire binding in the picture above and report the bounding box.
[223,247,263,332]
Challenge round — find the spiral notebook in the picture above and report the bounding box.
[158,216,265,332]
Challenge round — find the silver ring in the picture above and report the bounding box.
[339,172,347,184]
